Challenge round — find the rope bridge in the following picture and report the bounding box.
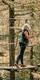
[0,43,40,80]
[0,64,40,80]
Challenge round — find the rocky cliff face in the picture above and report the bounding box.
[0,1,40,79]
[14,0,40,65]
[0,4,9,65]
[0,0,40,65]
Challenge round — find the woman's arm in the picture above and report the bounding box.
[24,31,31,40]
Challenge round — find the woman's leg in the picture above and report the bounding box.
[16,43,26,64]
[16,53,21,64]
[16,43,22,64]
[20,45,26,64]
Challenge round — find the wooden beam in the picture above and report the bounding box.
[0,64,39,72]
[2,0,15,80]
[0,65,38,70]
[9,3,15,80]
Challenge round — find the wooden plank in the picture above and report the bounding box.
[0,66,17,70]
[0,65,36,70]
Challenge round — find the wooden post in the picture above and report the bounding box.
[2,0,15,80]
[30,46,34,80]
[30,46,33,65]
[9,7,15,80]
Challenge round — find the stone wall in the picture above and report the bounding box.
[0,4,9,66]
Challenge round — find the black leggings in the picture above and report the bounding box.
[16,43,26,64]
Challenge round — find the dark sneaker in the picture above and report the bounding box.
[21,64,26,67]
